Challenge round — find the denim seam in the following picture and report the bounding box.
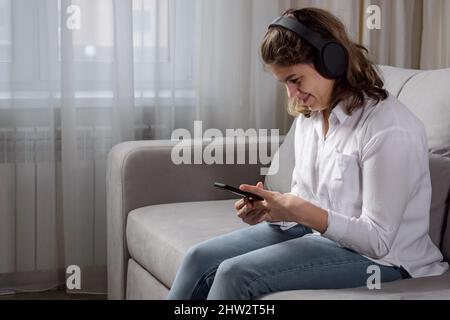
[270,258,371,276]
[244,259,379,296]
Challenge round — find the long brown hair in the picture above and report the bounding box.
[261,8,388,116]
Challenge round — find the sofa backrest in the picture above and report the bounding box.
[265,65,450,261]
[379,65,450,154]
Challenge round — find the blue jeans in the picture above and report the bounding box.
[167,223,408,300]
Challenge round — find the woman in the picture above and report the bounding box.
[167,8,448,300]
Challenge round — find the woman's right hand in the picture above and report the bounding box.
[234,196,268,225]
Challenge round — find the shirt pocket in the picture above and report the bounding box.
[329,150,361,209]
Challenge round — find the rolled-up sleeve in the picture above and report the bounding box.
[322,128,421,259]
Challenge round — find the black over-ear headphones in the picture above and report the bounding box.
[269,16,348,79]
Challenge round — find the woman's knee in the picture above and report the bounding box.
[214,258,253,287]
[182,242,218,272]
[208,259,258,299]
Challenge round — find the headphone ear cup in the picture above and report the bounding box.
[312,51,327,79]
[320,42,347,79]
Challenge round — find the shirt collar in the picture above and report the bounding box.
[309,101,349,141]
[329,102,349,125]
[310,101,348,124]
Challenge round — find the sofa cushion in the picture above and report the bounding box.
[443,206,450,262]
[126,258,169,300]
[429,154,450,249]
[260,271,450,300]
[126,199,247,289]
[442,205,450,262]
[397,68,450,151]
[377,65,420,97]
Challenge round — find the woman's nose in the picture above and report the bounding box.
[286,83,299,98]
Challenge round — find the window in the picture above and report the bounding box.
[0,0,196,108]
[0,0,11,63]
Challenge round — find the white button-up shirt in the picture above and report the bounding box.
[277,92,448,278]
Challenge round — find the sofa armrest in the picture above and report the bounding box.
[106,138,271,299]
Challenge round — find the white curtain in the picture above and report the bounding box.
[194,0,280,132]
[0,0,140,293]
[421,0,450,69]
[0,0,449,295]
[293,0,450,69]
[360,0,424,69]
[0,0,284,294]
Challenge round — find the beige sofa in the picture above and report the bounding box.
[107,65,450,300]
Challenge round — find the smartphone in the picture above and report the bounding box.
[213,182,264,201]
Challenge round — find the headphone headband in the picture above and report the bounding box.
[268,16,348,79]
[269,17,325,50]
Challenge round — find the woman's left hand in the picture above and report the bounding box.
[237,182,302,225]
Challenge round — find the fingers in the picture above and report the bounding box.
[235,181,270,223]
[239,182,272,200]
[236,200,265,218]
[236,200,254,218]
[235,197,255,211]
[250,211,270,225]
[241,209,267,225]
[236,202,251,218]
[235,182,277,225]
[234,198,245,210]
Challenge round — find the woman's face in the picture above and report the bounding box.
[267,63,335,112]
